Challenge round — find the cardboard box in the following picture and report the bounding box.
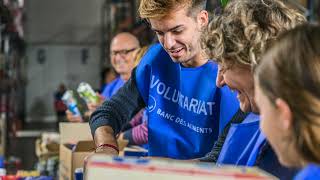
[36,132,60,160]
[59,123,92,144]
[86,155,277,180]
[59,123,94,180]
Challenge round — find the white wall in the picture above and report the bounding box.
[25,0,105,122]
[25,0,105,44]
[26,45,100,122]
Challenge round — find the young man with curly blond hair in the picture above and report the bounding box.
[89,0,239,159]
[201,0,306,178]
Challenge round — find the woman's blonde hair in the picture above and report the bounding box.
[134,46,150,66]
[202,0,305,68]
[255,24,320,164]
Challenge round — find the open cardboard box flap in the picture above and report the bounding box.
[59,122,92,144]
[74,141,96,152]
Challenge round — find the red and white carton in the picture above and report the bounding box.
[85,155,278,180]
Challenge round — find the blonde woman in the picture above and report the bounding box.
[255,24,320,179]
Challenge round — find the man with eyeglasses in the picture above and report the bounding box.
[66,32,140,122]
[101,32,140,99]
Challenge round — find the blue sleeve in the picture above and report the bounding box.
[101,83,111,99]
[101,78,118,99]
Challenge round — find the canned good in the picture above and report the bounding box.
[77,82,99,104]
[74,168,83,180]
[62,90,81,116]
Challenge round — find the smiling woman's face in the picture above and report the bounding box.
[216,64,258,113]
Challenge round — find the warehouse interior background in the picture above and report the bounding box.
[0,0,319,174]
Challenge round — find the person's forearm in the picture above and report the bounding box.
[90,69,146,155]
[89,69,146,136]
[94,126,119,155]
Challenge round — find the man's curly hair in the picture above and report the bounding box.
[202,0,306,68]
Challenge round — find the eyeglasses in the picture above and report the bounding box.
[111,48,137,57]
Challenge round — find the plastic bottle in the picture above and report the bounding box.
[62,90,81,116]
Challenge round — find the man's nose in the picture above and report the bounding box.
[114,53,124,61]
[216,66,226,88]
[163,33,175,50]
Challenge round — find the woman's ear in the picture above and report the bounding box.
[275,98,293,131]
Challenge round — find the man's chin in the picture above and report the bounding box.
[169,56,181,62]
[170,57,189,64]
[115,67,127,72]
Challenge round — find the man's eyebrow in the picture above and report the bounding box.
[152,25,184,33]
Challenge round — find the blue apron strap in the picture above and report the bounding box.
[246,132,266,166]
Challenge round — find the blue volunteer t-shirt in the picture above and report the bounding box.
[101,77,125,99]
[135,43,239,159]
